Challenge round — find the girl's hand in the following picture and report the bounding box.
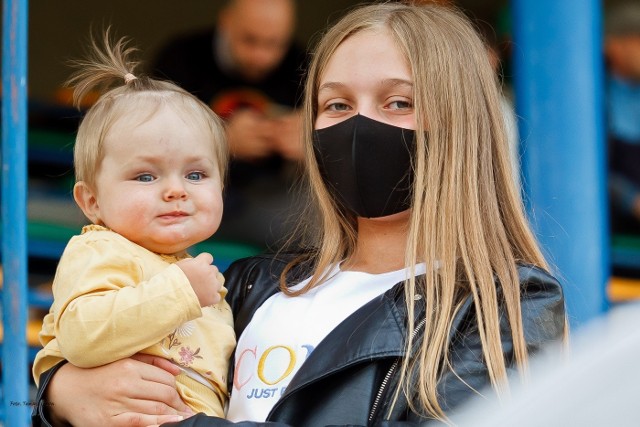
[47,354,193,427]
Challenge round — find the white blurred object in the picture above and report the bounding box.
[452,302,640,427]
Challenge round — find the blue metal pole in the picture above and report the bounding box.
[2,0,30,424]
[511,0,609,327]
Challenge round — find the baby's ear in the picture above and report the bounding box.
[73,181,102,225]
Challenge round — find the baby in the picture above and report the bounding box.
[32,31,235,417]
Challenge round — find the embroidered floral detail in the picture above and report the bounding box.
[178,346,203,366]
[175,320,196,337]
[164,331,181,351]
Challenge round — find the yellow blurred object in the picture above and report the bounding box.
[608,276,640,302]
[54,86,100,109]
[0,319,43,347]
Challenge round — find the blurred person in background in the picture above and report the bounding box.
[605,2,640,236]
[153,0,307,249]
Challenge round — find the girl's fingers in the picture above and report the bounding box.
[109,358,192,416]
[132,353,183,379]
[127,380,192,416]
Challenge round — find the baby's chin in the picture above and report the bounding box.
[136,226,216,255]
[139,236,193,256]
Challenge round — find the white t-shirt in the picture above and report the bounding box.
[226,263,426,422]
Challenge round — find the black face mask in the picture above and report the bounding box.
[312,114,416,218]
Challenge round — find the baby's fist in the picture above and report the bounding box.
[176,252,223,307]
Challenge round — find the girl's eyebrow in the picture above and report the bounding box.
[317,81,347,93]
[318,79,413,93]
[380,78,413,88]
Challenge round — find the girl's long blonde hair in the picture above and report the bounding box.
[283,1,551,421]
[69,29,227,189]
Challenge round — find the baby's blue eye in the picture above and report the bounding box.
[186,172,204,181]
[136,174,154,182]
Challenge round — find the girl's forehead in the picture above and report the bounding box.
[337,27,392,51]
[320,29,411,85]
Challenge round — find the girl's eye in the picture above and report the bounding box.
[327,102,351,112]
[135,174,155,182]
[186,171,205,181]
[388,100,412,110]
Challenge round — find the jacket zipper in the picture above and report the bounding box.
[369,358,400,423]
[368,317,427,423]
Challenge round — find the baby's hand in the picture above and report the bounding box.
[176,252,225,307]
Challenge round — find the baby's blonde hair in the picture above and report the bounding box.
[69,29,228,190]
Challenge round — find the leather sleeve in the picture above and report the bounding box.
[224,255,282,337]
[31,361,67,427]
[436,264,566,414]
[162,413,293,427]
[517,265,566,350]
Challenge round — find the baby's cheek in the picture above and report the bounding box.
[202,192,224,221]
[107,203,151,237]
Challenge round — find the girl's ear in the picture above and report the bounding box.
[73,181,102,225]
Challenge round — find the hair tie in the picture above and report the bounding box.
[124,73,137,84]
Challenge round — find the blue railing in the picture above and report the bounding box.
[1,0,30,425]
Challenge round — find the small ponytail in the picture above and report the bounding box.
[66,27,141,109]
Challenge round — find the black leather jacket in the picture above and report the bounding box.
[33,253,565,427]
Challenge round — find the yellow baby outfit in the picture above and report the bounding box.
[33,225,235,416]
